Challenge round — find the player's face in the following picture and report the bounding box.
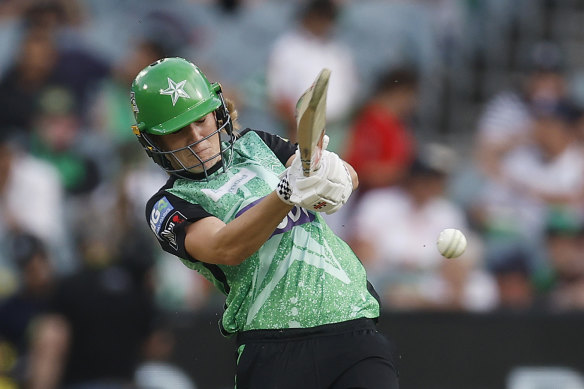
[157,112,221,173]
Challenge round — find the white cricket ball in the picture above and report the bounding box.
[436,228,467,258]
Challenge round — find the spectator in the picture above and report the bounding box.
[266,0,358,150]
[134,321,198,389]
[27,227,156,389]
[0,233,54,387]
[29,85,100,196]
[21,0,85,33]
[0,134,71,273]
[0,2,107,140]
[22,0,110,114]
[325,67,418,238]
[465,100,584,274]
[0,29,59,140]
[456,43,570,227]
[544,210,584,311]
[504,102,584,209]
[489,249,538,311]
[475,41,568,172]
[343,67,418,193]
[452,42,582,274]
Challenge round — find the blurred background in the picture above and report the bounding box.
[0,0,584,388]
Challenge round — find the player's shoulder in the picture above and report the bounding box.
[145,176,176,213]
[144,177,194,232]
[239,128,289,143]
[145,178,212,254]
[238,128,294,155]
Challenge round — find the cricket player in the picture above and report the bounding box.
[131,57,399,388]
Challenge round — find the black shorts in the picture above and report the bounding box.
[235,318,399,389]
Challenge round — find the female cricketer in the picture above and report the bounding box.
[130,57,399,389]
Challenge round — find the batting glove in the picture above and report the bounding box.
[277,149,353,214]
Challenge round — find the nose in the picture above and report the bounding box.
[185,122,206,141]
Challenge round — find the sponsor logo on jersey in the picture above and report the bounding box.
[201,168,256,202]
[160,210,186,250]
[150,196,174,236]
[273,206,315,236]
[236,199,315,237]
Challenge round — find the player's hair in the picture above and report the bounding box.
[224,98,240,132]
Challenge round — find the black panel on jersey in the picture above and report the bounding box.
[203,263,230,296]
[366,280,381,322]
[145,177,212,262]
[240,129,296,165]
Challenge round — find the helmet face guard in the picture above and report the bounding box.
[130,57,235,179]
[133,102,235,180]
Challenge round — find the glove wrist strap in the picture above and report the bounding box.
[276,175,295,205]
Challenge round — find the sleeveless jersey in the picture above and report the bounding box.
[146,130,380,334]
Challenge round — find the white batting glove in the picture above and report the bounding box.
[276,135,329,206]
[277,149,353,214]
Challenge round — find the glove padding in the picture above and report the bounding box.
[277,149,353,214]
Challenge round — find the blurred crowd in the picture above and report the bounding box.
[0,0,584,388]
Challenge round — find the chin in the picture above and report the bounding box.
[186,166,204,174]
[188,156,222,174]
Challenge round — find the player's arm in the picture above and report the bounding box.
[184,192,293,266]
[177,130,296,266]
[183,149,357,265]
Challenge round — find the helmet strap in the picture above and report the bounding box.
[214,88,233,136]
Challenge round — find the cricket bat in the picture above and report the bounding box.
[296,68,331,177]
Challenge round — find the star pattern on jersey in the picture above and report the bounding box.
[159,77,190,106]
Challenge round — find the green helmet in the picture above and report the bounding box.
[130,57,234,178]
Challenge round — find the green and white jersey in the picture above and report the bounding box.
[146,130,380,334]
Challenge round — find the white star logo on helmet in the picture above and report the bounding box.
[159,77,190,106]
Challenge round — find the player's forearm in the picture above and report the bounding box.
[221,192,293,264]
[186,192,293,265]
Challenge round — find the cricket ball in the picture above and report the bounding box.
[436,228,467,258]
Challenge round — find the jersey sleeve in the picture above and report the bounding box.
[145,191,212,262]
[241,128,296,165]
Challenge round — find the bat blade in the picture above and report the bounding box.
[296,68,331,177]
